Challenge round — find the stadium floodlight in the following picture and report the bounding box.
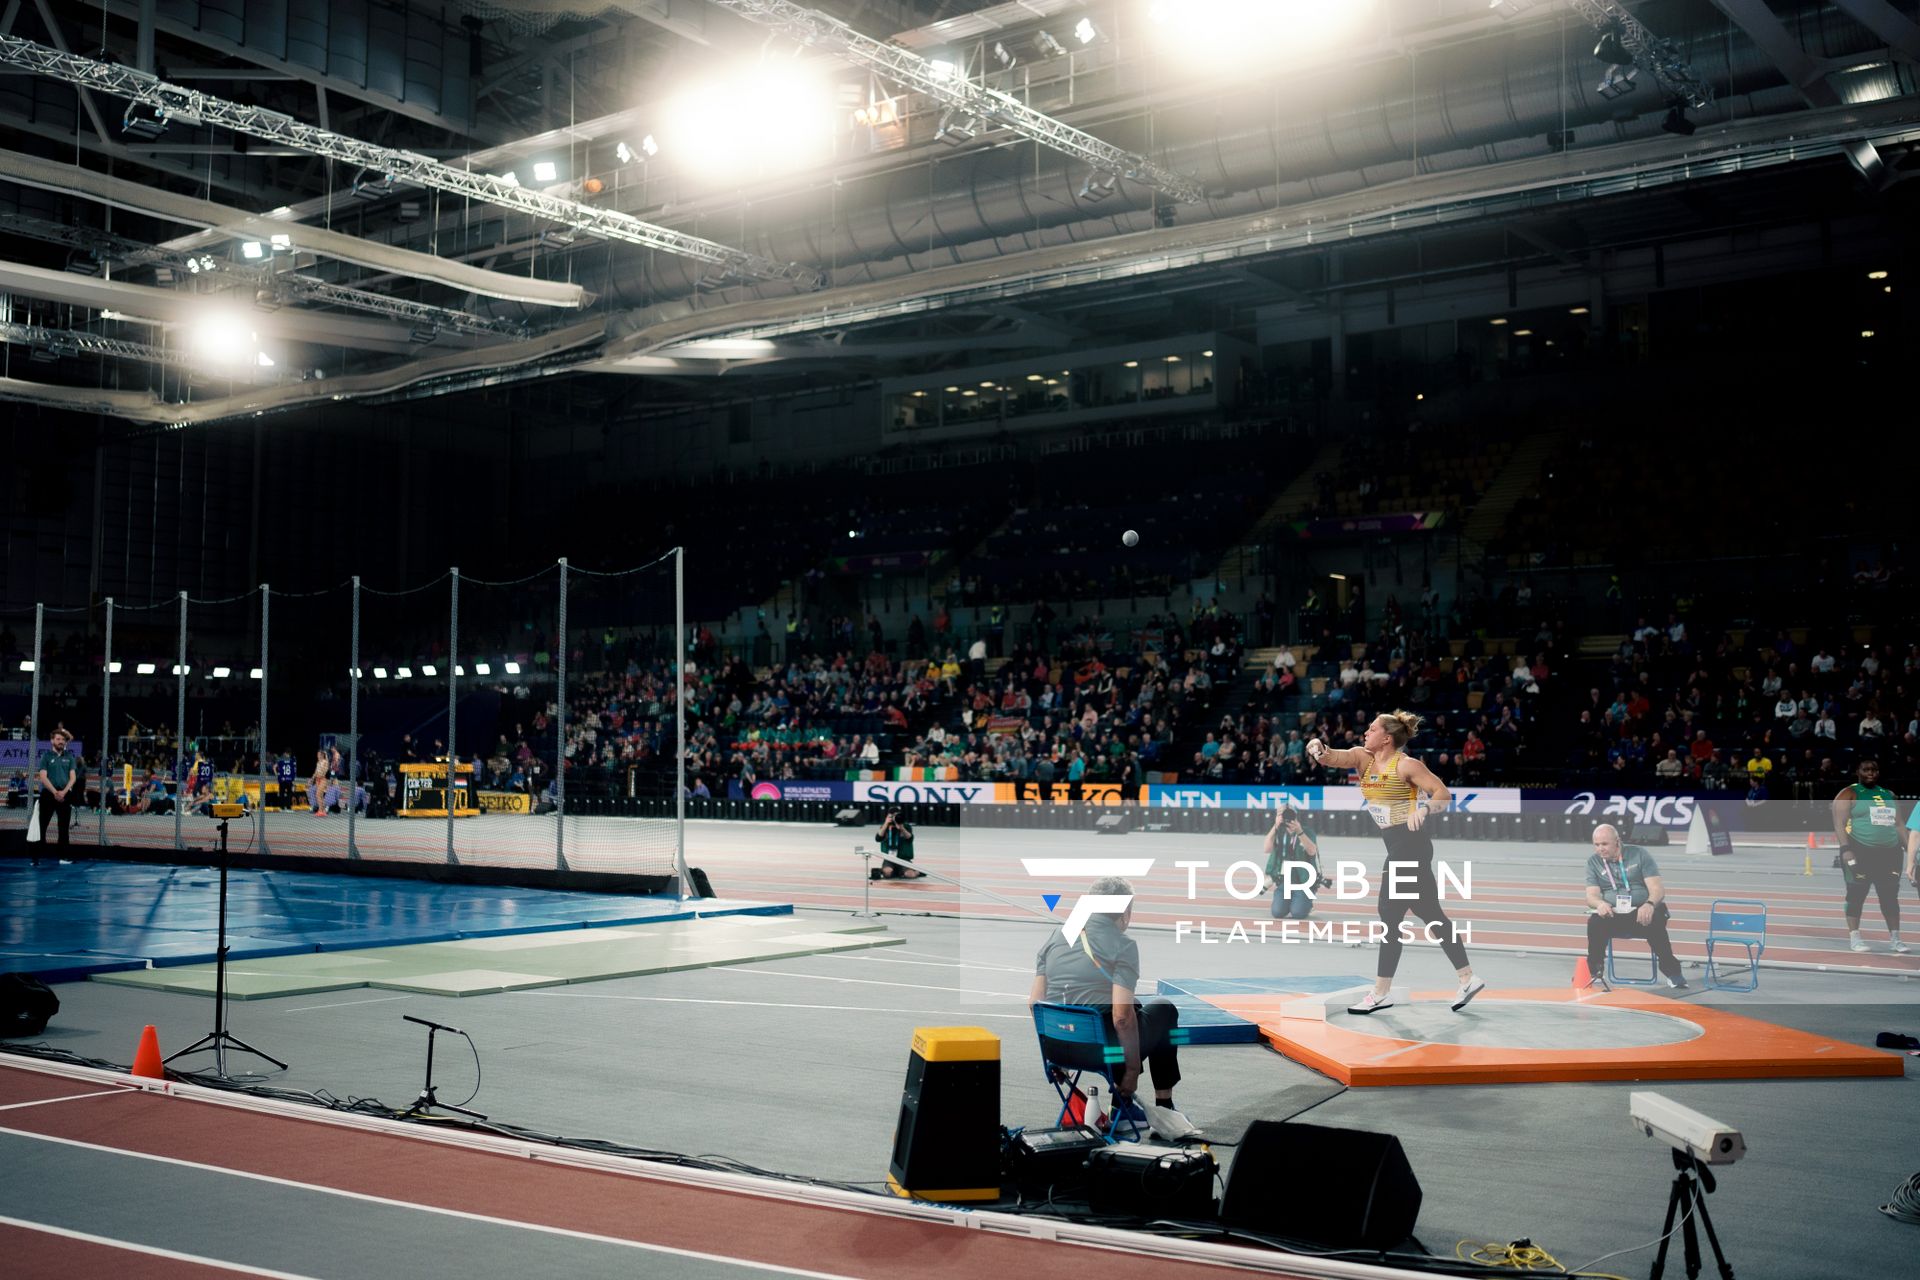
[240,240,265,259]
[397,666,413,678]
[421,664,437,677]
[171,664,190,676]
[256,351,275,368]
[269,233,291,251]
[1080,169,1117,201]
[1596,64,1638,99]
[1592,21,1633,66]
[498,170,520,187]
[1036,31,1067,58]
[642,134,659,157]
[615,140,636,164]
[212,666,231,677]
[350,668,363,678]
[533,160,559,182]
[249,667,263,679]
[474,663,491,675]
[699,2,1204,203]
[1074,18,1098,44]
[16,660,31,672]
[351,172,396,201]
[373,667,388,679]
[935,108,978,145]
[121,101,168,138]
[454,665,466,676]
[663,59,836,179]
[137,662,157,675]
[992,41,1016,70]
[503,661,521,674]
[107,661,122,673]
[192,313,258,368]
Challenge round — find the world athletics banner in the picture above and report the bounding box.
[0,740,87,772]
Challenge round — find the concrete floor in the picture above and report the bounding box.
[29,894,1920,1280]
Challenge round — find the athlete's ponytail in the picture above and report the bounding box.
[1375,710,1425,748]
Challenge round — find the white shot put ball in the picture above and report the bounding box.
[1122,529,1139,547]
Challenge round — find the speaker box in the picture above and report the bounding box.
[1220,1121,1421,1250]
[1629,821,1669,846]
[888,1028,1000,1202]
[0,972,58,1037]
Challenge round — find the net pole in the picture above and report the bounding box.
[348,576,360,860]
[99,598,112,846]
[555,556,568,872]
[447,567,459,865]
[258,586,269,855]
[675,545,689,900]
[174,591,187,852]
[27,603,41,834]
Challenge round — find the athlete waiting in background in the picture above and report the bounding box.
[1833,757,1908,953]
[1305,711,1485,1014]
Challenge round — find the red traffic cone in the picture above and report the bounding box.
[1572,956,1593,988]
[130,1025,164,1080]
[1806,832,1818,850]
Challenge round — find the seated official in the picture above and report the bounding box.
[1262,806,1324,920]
[1583,823,1687,989]
[1029,877,1195,1139]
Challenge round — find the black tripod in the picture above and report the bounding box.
[399,1014,486,1121]
[1650,1149,1735,1280]
[166,815,287,1077]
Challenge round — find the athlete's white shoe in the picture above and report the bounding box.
[1451,979,1487,1011]
[1347,990,1394,1015]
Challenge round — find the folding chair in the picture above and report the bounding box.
[1704,899,1767,992]
[1033,1002,1189,1143]
[1605,937,1660,985]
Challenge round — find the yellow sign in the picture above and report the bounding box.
[990,782,1130,806]
[475,790,532,814]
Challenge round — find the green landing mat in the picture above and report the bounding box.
[90,918,900,1000]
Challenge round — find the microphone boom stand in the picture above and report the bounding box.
[166,813,286,1076]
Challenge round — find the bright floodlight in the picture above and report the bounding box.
[16,660,31,672]
[504,661,522,674]
[616,141,636,164]
[663,60,835,180]
[171,664,190,675]
[455,665,466,676]
[373,667,388,679]
[269,233,291,251]
[421,664,437,677]
[498,171,520,187]
[641,134,658,156]
[927,59,959,80]
[192,312,256,367]
[1146,0,1375,70]
[533,160,559,182]
[475,663,491,675]
[397,666,413,678]
[249,667,263,679]
[1074,17,1098,44]
[136,662,157,675]
[212,666,231,678]
[256,351,275,368]
[240,240,265,259]
[107,661,122,673]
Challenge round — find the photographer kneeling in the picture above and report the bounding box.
[1263,806,1325,919]
[872,808,923,879]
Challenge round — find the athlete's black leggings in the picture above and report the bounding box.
[1841,845,1901,929]
[1377,823,1472,978]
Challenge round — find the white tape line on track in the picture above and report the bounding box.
[0,1213,325,1280]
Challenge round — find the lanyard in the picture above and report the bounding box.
[1601,858,1629,891]
[1079,931,1115,981]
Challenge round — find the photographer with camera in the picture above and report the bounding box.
[872,808,923,879]
[1263,805,1325,920]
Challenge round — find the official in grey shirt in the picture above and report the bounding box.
[1029,877,1186,1120]
[1582,823,1686,988]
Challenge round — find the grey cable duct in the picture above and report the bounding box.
[0,147,588,308]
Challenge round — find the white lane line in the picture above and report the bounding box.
[709,967,1027,998]
[0,1089,135,1113]
[0,1126,865,1280]
[515,992,1027,1019]
[284,994,414,1014]
[817,952,1031,975]
[0,1213,324,1279]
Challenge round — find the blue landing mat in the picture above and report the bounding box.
[0,860,793,980]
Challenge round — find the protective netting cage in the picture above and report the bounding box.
[8,554,694,890]
[560,552,686,882]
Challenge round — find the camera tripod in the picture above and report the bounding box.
[1649,1149,1735,1280]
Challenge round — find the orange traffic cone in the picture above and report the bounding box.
[1572,956,1593,988]
[1807,832,1818,850]
[130,1025,163,1080]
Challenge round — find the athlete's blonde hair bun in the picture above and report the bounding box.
[1376,710,1425,745]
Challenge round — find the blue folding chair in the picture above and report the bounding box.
[1032,1001,1188,1143]
[1606,937,1660,985]
[1704,899,1767,992]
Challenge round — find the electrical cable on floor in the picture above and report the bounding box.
[1881,1172,1920,1224]
[1568,1196,1695,1275]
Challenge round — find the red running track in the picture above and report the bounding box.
[0,1063,1320,1280]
